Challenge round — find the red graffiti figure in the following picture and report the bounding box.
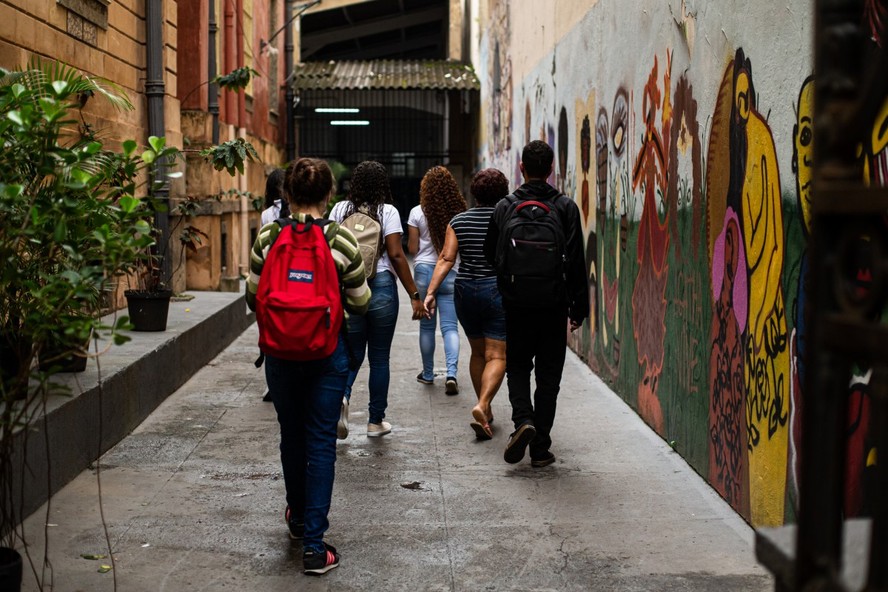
[631,53,672,435]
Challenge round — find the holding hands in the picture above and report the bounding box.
[423,293,436,319]
[410,296,425,321]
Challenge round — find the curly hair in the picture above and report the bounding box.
[470,168,509,206]
[283,158,333,207]
[345,160,391,221]
[420,166,467,253]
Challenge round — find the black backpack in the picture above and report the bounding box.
[495,196,568,304]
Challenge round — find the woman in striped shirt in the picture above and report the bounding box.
[246,157,369,575]
[423,168,510,440]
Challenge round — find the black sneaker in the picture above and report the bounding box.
[445,376,459,395]
[303,542,340,575]
[284,506,304,540]
[416,372,434,385]
[531,451,556,468]
[503,423,536,464]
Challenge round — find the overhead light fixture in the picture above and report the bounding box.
[330,120,369,126]
[315,108,360,113]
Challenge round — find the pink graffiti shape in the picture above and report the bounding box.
[711,207,748,331]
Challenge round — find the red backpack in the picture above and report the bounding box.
[255,218,343,361]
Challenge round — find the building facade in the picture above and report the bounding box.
[0,0,287,293]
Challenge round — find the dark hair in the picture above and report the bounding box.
[420,166,467,253]
[283,158,333,207]
[263,168,286,209]
[346,160,391,220]
[470,168,509,206]
[521,140,554,179]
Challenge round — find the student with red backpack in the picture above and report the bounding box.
[246,157,370,575]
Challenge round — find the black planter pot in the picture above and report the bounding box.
[0,547,22,592]
[0,333,32,400]
[124,289,173,332]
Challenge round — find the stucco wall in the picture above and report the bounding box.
[475,0,887,527]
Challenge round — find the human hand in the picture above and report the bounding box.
[411,298,425,320]
[423,294,436,319]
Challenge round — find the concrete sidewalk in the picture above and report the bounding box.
[20,295,773,591]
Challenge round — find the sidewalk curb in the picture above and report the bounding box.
[12,291,255,525]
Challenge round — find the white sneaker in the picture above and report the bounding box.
[337,397,349,439]
[366,421,392,437]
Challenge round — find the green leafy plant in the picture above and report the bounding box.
[0,60,166,574]
[200,137,259,176]
[212,66,260,91]
[0,58,261,589]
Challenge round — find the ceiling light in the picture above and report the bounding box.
[315,108,360,113]
[330,120,369,126]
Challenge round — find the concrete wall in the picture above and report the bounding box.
[474,0,887,527]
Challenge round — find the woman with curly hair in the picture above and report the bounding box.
[423,168,509,440]
[330,161,424,439]
[408,166,468,394]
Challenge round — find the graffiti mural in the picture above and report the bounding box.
[631,54,672,436]
[706,49,789,526]
[488,0,512,157]
[480,0,885,527]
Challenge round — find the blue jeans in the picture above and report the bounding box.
[414,263,459,380]
[344,270,399,424]
[265,335,349,554]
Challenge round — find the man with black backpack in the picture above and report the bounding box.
[484,140,589,468]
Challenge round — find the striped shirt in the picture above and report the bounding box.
[245,213,370,316]
[449,206,496,280]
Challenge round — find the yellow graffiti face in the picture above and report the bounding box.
[795,80,814,232]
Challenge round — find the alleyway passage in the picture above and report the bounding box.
[21,296,772,591]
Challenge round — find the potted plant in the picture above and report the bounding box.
[0,59,156,590]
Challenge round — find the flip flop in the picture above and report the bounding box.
[470,421,493,440]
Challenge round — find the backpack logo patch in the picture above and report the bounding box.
[288,269,313,282]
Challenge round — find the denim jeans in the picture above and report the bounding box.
[265,335,349,554]
[344,270,399,424]
[454,277,507,341]
[413,263,459,379]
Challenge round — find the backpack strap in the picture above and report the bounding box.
[515,200,551,214]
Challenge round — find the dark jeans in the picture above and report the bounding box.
[265,336,349,553]
[504,303,568,459]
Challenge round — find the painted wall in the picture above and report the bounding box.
[475,0,888,526]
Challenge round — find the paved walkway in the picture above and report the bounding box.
[20,297,772,591]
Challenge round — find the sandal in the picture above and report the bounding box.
[470,421,493,440]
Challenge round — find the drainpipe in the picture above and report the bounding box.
[145,0,171,285]
[284,0,295,161]
[236,0,249,277]
[224,1,237,123]
[208,0,219,144]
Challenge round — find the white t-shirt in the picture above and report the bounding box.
[329,201,403,276]
[260,200,283,226]
[407,205,438,265]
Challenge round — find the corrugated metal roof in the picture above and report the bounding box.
[291,60,480,91]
